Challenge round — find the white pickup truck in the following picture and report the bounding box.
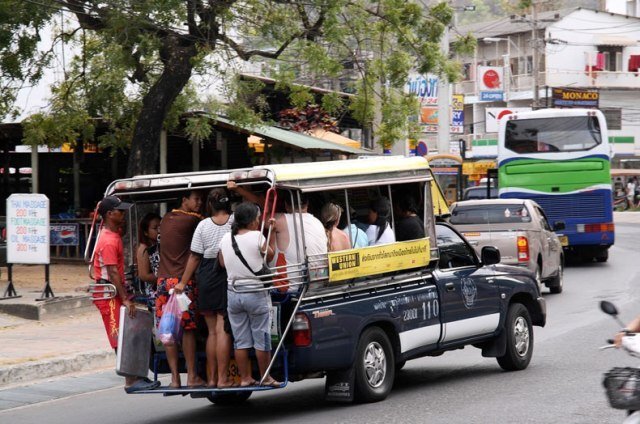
[449,199,564,294]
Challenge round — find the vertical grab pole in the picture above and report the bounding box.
[261,187,278,258]
[259,284,308,386]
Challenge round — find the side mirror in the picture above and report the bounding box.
[600,300,618,316]
[481,246,501,266]
[553,221,566,231]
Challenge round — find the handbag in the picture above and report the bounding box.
[231,234,272,288]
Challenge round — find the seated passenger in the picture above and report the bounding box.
[320,203,351,252]
[366,197,395,246]
[337,207,369,248]
[271,193,327,290]
[218,202,280,387]
[394,196,425,242]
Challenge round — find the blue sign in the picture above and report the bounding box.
[50,223,79,246]
[480,91,504,102]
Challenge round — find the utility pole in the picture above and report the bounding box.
[511,0,558,110]
[437,24,451,154]
[531,2,539,108]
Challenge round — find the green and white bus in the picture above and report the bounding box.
[497,108,614,262]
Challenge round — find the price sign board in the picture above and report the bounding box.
[7,194,50,264]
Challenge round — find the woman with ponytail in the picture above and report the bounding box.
[180,188,234,388]
[320,203,351,252]
[366,197,396,246]
[218,202,280,387]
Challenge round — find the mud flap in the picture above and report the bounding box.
[481,330,507,358]
[325,367,355,403]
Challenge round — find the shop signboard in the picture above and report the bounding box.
[419,94,464,133]
[7,194,50,264]
[551,88,599,108]
[50,223,80,246]
[478,66,504,102]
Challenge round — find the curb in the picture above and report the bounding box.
[0,349,115,388]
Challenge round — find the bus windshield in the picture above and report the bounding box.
[505,116,601,154]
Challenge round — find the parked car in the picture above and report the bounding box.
[462,185,498,200]
[449,199,564,294]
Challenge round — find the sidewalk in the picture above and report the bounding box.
[0,263,115,388]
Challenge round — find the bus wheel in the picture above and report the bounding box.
[354,327,395,403]
[595,249,609,263]
[207,391,252,405]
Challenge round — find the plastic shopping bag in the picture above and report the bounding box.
[157,294,183,346]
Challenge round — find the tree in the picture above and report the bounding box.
[7,0,474,176]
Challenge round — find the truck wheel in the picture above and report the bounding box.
[534,264,543,294]
[206,391,252,405]
[548,261,563,294]
[354,327,395,403]
[497,303,533,371]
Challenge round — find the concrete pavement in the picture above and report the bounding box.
[0,210,636,392]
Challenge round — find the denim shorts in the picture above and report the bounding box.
[227,290,271,351]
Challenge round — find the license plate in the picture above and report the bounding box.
[558,235,568,247]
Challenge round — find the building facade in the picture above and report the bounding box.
[454,7,640,164]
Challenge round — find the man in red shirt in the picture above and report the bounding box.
[92,195,159,392]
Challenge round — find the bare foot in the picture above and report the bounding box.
[206,380,217,388]
[217,379,239,388]
[169,380,181,389]
[187,376,206,388]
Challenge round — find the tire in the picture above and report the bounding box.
[497,303,534,371]
[534,263,543,294]
[206,391,252,405]
[596,249,609,263]
[548,260,563,294]
[354,327,395,403]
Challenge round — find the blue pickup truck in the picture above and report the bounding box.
[288,222,545,403]
[101,156,545,405]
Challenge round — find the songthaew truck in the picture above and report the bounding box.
[88,156,545,404]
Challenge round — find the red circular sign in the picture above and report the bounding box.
[497,109,513,121]
[483,69,501,89]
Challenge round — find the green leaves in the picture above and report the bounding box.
[9,0,464,163]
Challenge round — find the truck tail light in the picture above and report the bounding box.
[292,313,312,347]
[577,223,614,233]
[517,236,530,262]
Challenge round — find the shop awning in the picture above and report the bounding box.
[306,128,362,149]
[593,35,637,46]
[214,116,373,156]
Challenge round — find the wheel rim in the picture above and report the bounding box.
[363,341,387,388]
[535,267,542,292]
[557,263,563,287]
[513,316,530,357]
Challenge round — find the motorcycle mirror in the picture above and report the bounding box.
[600,301,619,316]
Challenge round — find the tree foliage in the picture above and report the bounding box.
[5,0,472,175]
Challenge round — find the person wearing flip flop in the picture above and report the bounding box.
[92,196,160,393]
[218,202,281,388]
[156,190,206,388]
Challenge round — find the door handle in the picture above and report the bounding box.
[445,282,455,292]
[486,278,495,284]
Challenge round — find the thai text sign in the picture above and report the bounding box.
[327,238,431,283]
[7,194,50,264]
[407,74,439,104]
[552,88,599,108]
[50,223,80,246]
